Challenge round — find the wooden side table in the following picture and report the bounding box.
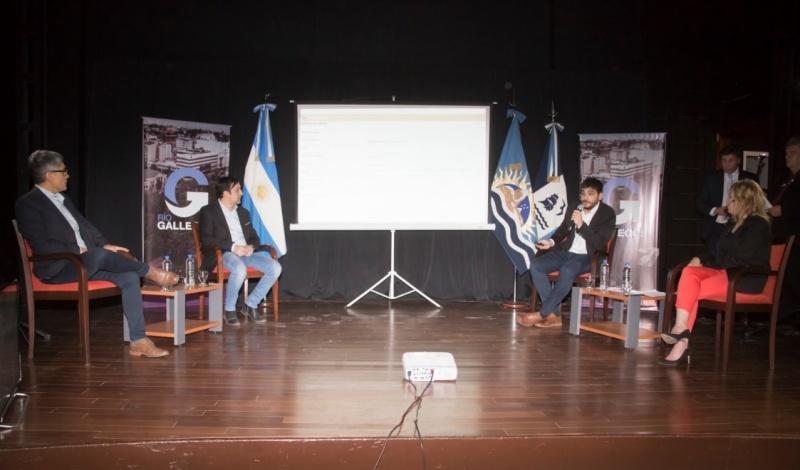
[125,284,223,346]
[568,286,665,349]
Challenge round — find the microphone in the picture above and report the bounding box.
[570,204,584,230]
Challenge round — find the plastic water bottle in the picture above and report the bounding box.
[185,254,196,288]
[599,258,609,292]
[161,255,173,273]
[622,261,632,296]
[160,255,173,291]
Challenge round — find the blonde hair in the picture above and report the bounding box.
[730,179,769,222]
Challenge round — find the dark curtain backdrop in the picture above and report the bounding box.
[20,0,786,300]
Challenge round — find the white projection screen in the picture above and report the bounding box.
[291,103,493,231]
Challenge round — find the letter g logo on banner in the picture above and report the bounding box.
[164,168,209,218]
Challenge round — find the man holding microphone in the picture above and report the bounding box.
[516,177,617,328]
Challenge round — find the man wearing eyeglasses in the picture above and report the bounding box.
[15,150,179,358]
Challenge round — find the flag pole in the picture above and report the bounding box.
[501,267,529,310]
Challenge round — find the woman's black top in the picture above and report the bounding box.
[699,215,772,293]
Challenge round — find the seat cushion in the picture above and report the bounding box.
[700,292,773,304]
[32,277,116,291]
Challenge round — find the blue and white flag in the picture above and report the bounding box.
[531,109,568,242]
[241,103,287,257]
[490,109,537,274]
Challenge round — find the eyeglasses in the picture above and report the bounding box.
[50,169,69,175]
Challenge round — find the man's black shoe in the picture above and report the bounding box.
[240,305,266,323]
[224,310,241,326]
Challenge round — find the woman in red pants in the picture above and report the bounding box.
[660,179,772,366]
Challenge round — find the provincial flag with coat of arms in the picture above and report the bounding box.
[490,106,569,274]
[490,109,537,274]
[241,103,287,257]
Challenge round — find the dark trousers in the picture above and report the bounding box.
[530,250,591,317]
[43,248,150,341]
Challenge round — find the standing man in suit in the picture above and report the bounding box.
[516,177,617,328]
[696,146,758,252]
[768,136,800,320]
[198,176,281,326]
[15,150,179,358]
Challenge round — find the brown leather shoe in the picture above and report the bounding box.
[145,266,179,287]
[534,314,563,328]
[516,312,544,327]
[129,337,169,357]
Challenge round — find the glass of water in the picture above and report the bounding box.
[198,270,209,287]
[584,274,594,289]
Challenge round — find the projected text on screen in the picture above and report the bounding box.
[294,104,492,231]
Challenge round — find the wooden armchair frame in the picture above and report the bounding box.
[662,236,794,375]
[13,219,122,365]
[191,221,280,322]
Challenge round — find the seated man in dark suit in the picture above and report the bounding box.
[696,145,758,251]
[198,176,282,326]
[15,150,179,358]
[517,177,617,328]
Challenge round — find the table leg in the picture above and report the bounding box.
[209,287,223,333]
[625,295,642,349]
[656,299,665,336]
[172,290,186,346]
[123,318,130,342]
[569,286,583,336]
[612,300,624,323]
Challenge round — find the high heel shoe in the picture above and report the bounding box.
[658,347,692,367]
[661,329,691,345]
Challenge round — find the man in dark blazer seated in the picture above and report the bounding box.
[768,136,800,320]
[696,146,758,252]
[15,150,179,358]
[516,177,617,328]
[198,176,282,326]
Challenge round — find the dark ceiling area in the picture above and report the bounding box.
[9,0,799,299]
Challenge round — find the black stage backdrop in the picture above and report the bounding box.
[14,0,785,300]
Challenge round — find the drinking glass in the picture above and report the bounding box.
[583,274,595,289]
[198,270,209,287]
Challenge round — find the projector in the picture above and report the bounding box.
[402,352,458,382]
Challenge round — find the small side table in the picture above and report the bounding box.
[568,286,666,349]
[126,284,223,346]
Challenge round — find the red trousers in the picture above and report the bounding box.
[675,266,730,331]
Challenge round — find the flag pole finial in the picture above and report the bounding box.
[549,101,557,121]
[264,93,270,102]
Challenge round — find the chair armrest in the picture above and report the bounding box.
[258,244,279,260]
[29,252,91,285]
[724,265,777,294]
[664,259,692,295]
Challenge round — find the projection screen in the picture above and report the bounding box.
[291,103,493,231]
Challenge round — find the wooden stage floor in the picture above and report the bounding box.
[2,298,800,469]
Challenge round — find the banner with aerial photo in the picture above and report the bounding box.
[142,117,231,271]
[577,133,666,292]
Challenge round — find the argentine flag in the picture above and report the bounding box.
[241,103,287,257]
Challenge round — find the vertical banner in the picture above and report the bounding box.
[142,117,231,268]
[577,133,666,291]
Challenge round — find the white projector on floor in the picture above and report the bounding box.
[402,352,458,382]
